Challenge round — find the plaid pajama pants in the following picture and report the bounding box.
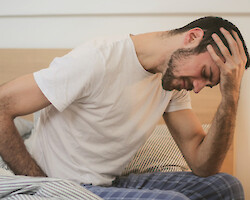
[83,172,244,200]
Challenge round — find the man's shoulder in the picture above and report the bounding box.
[81,34,130,50]
[67,34,130,59]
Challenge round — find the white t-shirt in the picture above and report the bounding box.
[25,35,191,186]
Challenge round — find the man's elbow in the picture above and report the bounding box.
[0,94,16,120]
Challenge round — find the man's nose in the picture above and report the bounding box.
[193,79,206,93]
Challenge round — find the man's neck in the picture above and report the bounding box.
[130,31,182,74]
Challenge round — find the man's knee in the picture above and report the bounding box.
[179,172,244,200]
[208,173,244,200]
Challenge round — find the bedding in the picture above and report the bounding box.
[0,175,103,200]
[13,117,33,139]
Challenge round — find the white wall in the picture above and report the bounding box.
[235,69,250,199]
[0,0,250,48]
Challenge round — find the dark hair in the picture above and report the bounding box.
[169,16,249,69]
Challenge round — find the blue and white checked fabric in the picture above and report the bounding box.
[83,172,245,200]
[83,185,189,200]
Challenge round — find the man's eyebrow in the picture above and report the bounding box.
[209,67,213,82]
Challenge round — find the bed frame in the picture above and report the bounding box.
[0,49,233,175]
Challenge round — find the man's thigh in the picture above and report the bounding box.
[83,185,189,200]
[112,172,244,200]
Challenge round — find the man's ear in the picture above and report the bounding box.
[183,28,204,47]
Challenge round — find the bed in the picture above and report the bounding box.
[0,49,233,199]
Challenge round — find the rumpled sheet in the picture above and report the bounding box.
[0,174,103,200]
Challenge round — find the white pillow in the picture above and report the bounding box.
[122,124,210,175]
[14,117,33,138]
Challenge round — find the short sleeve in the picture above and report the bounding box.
[34,45,105,112]
[165,90,192,113]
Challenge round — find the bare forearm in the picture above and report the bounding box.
[195,97,238,176]
[0,116,46,177]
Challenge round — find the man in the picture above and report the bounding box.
[0,16,249,199]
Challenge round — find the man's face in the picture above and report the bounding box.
[162,48,220,93]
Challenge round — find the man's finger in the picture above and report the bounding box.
[207,44,225,69]
[232,30,247,64]
[220,28,240,59]
[211,33,232,62]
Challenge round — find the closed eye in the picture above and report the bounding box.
[202,67,207,79]
[203,66,214,88]
[207,67,215,88]
[209,67,213,82]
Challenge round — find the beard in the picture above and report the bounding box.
[162,48,196,91]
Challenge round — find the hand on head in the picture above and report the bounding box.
[207,28,247,100]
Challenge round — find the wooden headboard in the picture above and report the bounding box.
[0,49,232,174]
